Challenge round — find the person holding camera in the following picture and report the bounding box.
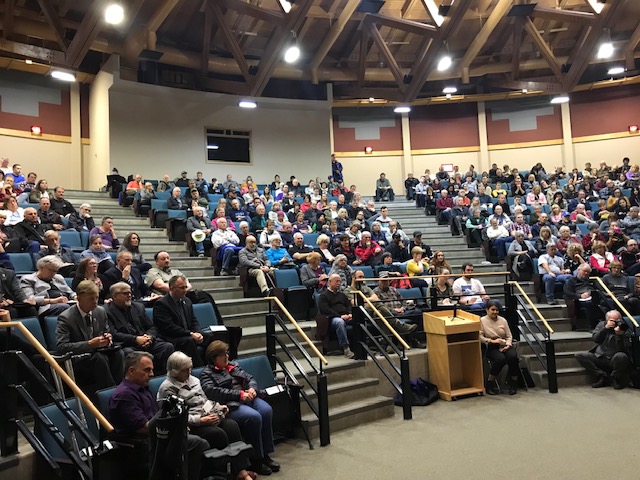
[575,310,633,389]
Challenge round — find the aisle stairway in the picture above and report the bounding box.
[64,192,593,440]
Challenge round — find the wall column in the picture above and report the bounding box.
[68,82,83,189]
[327,83,335,154]
[477,101,490,172]
[561,102,575,170]
[401,112,412,181]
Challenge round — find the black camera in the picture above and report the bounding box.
[615,320,628,331]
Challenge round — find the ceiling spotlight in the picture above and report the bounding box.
[278,0,293,13]
[284,45,300,63]
[446,93,452,99]
[368,97,375,103]
[437,56,452,72]
[442,86,457,94]
[104,3,125,25]
[522,89,528,93]
[587,0,605,14]
[238,100,257,109]
[608,66,625,75]
[394,106,411,113]
[597,42,614,59]
[51,70,76,82]
[25,59,33,65]
[550,95,569,104]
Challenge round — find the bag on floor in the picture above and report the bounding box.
[394,377,439,406]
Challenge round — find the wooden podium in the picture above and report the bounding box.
[423,309,484,401]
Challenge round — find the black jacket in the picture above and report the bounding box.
[104,301,157,347]
[0,267,28,302]
[67,213,96,232]
[200,362,258,406]
[103,265,147,300]
[14,220,46,244]
[153,294,201,341]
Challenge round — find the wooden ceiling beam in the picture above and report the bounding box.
[624,22,640,70]
[249,0,313,97]
[404,0,474,102]
[333,85,403,102]
[487,79,563,93]
[65,0,109,68]
[400,0,419,19]
[532,6,598,27]
[201,1,214,74]
[511,17,523,81]
[562,0,626,92]
[3,0,14,40]
[220,0,285,26]
[309,0,360,84]
[367,13,439,37]
[459,0,512,83]
[36,0,68,51]
[523,17,564,81]
[366,21,405,90]
[357,25,370,87]
[0,38,66,63]
[208,0,252,84]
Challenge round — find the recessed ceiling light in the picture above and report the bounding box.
[25,59,33,65]
[368,97,375,102]
[597,42,614,59]
[550,95,569,104]
[522,89,528,93]
[104,3,125,25]
[608,66,625,75]
[238,100,257,109]
[394,106,411,113]
[51,70,76,82]
[437,56,452,72]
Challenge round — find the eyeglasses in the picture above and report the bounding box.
[116,291,132,296]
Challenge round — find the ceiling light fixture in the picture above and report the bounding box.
[597,42,614,59]
[238,100,257,109]
[394,106,411,113]
[278,0,293,13]
[587,0,605,14]
[368,97,375,102]
[423,0,444,26]
[104,3,125,25]
[550,95,569,104]
[437,55,452,72]
[51,70,76,82]
[442,86,457,94]
[25,59,33,65]
[283,30,300,63]
[522,89,528,93]
[607,66,625,75]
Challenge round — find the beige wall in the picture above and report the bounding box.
[341,155,403,197]
[488,144,564,173]
[88,62,116,191]
[108,79,332,185]
[573,135,640,170]
[0,136,81,188]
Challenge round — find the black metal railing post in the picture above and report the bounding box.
[0,350,18,458]
[351,304,366,360]
[504,283,520,341]
[400,356,412,420]
[266,313,277,372]
[545,340,558,393]
[429,285,438,311]
[316,372,330,446]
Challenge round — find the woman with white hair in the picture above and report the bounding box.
[157,351,256,480]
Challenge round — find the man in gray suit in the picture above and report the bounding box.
[55,280,124,389]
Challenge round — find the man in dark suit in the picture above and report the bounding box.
[34,230,78,277]
[104,282,174,374]
[167,187,188,210]
[103,251,148,300]
[55,280,124,389]
[0,267,38,318]
[37,197,64,231]
[14,207,46,254]
[152,275,210,366]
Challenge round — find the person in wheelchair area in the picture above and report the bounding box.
[480,300,519,396]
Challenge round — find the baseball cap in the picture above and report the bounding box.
[413,231,422,237]
[392,233,401,239]
[562,211,571,217]
[378,271,390,278]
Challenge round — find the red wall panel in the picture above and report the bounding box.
[409,103,479,149]
[570,85,640,137]
[333,114,403,151]
[486,102,562,145]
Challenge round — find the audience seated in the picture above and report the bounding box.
[55,280,124,389]
[186,206,213,257]
[21,255,77,318]
[37,197,64,231]
[68,203,95,232]
[480,300,519,395]
[238,235,274,296]
[200,341,280,475]
[318,273,355,358]
[81,235,114,273]
[14,207,47,254]
[73,257,108,303]
[89,216,120,250]
[50,186,76,217]
[452,263,501,310]
[103,251,149,301]
[118,232,152,273]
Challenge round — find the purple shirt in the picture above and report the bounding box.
[89,227,120,249]
[108,379,158,435]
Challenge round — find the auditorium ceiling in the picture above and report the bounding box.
[0,0,639,104]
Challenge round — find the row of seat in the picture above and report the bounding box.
[8,251,116,275]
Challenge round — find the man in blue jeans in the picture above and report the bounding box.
[318,273,355,358]
[538,243,572,305]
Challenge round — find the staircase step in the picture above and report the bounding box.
[216,298,269,316]
[520,331,593,354]
[300,395,395,439]
[299,378,381,416]
[531,367,590,389]
[521,350,584,371]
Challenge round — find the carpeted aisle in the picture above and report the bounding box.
[273,387,639,480]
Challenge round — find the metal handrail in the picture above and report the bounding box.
[2,321,113,432]
[357,271,510,283]
[265,296,328,365]
[508,281,555,334]
[352,290,410,350]
[591,276,640,328]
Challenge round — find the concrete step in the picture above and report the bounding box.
[520,331,593,355]
[222,310,270,328]
[300,395,395,439]
[238,321,316,352]
[134,230,172,240]
[216,298,269,316]
[522,350,583,371]
[140,247,189,257]
[201,286,244,300]
[299,378,381,417]
[531,367,590,389]
[65,190,111,199]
